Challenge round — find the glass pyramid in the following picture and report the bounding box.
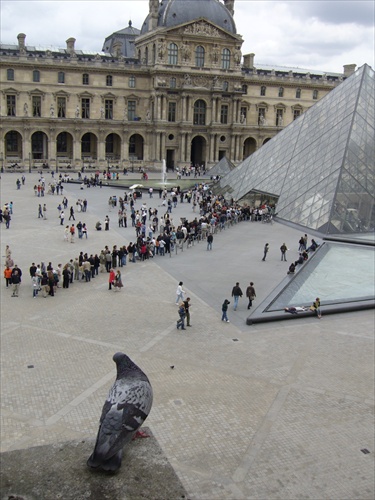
[215,64,375,236]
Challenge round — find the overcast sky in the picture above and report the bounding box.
[1,0,374,73]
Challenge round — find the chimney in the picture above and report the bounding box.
[66,37,76,55]
[343,64,357,78]
[112,40,122,58]
[17,33,26,53]
[243,53,255,69]
[149,0,159,30]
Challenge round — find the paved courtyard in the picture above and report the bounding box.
[1,171,374,499]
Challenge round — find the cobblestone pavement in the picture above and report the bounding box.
[1,172,374,499]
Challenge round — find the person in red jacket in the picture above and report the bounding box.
[108,268,116,290]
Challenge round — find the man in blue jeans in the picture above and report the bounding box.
[231,282,243,311]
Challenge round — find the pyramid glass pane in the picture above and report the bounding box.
[215,64,375,237]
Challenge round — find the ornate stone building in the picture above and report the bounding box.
[0,0,356,172]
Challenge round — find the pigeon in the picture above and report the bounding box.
[87,352,153,472]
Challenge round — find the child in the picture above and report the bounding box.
[221,299,230,322]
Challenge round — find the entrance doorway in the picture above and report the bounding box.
[166,149,175,171]
[191,136,206,167]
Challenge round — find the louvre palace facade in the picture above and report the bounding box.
[0,0,357,172]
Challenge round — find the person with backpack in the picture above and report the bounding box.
[177,303,186,330]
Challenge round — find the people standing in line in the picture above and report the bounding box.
[47,270,55,296]
[11,265,22,297]
[4,265,12,288]
[40,272,49,297]
[280,243,288,261]
[183,297,192,327]
[262,243,269,261]
[175,281,185,304]
[221,299,230,322]
[246,282,256,309]
[311,297,322,319]
[231,282,243,311]
[207,233,213,251]
[176,302,186,330]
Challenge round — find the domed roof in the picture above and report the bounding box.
[141,0,236,35]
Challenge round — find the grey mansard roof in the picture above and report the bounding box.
[141,0,236,35]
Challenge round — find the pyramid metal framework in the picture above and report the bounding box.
[216,64,375,236]
[207,156,235,177]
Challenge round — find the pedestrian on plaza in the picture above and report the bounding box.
[108,268,116,290]
[149,187,153,198]
[70,224,75,243]
[176,303,186,330]
[287,262,296,274]
[43,204,47,220]
[175,281,185,304]
[40,272,49,298]
[69,206,75,221]
[21,175,26,185]
[64,225,70,242]
[47,270,55,296]
[310,297,322,319]
[280,243,288,261]
[183,297,192,327]
[207,233,213,251]
[4,265,12,288]
[231,282,243,311]
[221,299,230,322]
[5,245,12,266]
[105,215,110,230]
[62,264,71,288]
[60,210,65,225]
[82,223,88,238]
[114,270,123,291]
[246,282,256,309]
[38,204,43,218]
[16,178,21,190]
[31,274,39,298]
[11,265,22,297]
[262,243,269,261]
[298,236,305,252]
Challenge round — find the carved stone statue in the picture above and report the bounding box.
[24,102,28,117]
[75,105,80,118]
[146,109,151,121]
[50,104,55,117]
[184,74,192,86]
[180,41,191,62]
[158,40,166,60]
[100,107,105,119]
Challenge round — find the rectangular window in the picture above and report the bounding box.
[81,98,90,119]
[260,86,266,96]
[57,97,66,118]
[128,76,135,88]
[240,107,247,123]
[7,68,14,81]
[58,71,65,84]
[313,90,318,100]
[33,70,40,83]
[105,99,113,120]
[82,73,89,85]
[293,109,301,120]
[32,96,41,117]
[128,100,136,121]
[7,95,16,116]
[168,102,176,122]
[296,88,301,98]
[220,105,228,124]
[106,75,113,86]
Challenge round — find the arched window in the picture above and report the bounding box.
[221,48,230,69]
[33,70,40,83]
[313,89,318,100]
[260,86,266,96]
[195,46,205,67]
[193,99,206,125]
[296,88,301,98]
[168,43,178,65]
[278,87,284,97]
[7,68,14,81]
[152,44,156,64]
[145,47,149,64]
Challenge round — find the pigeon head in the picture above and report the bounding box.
[113,352,141,377]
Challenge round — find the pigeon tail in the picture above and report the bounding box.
[87,449,123,472]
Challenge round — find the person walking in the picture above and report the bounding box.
[183,297,192,327]
[69,206,75,221]
[246,282,256,309]
[11,265,22,297]
[221,299,230,322]
[262,243,269,261]
[69,224,75,243]
[43,204,47,220]
[231,282,243,311]
[60,210,65,225]
[4,265,12,288]
[38,204,43,218]
[114,270,123,291]
[207,233,213,251]
[108,268,116,290]
[175,281,185,304]
[176,303,186,330]
[105,215,110,230]
[280,243,288,261]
